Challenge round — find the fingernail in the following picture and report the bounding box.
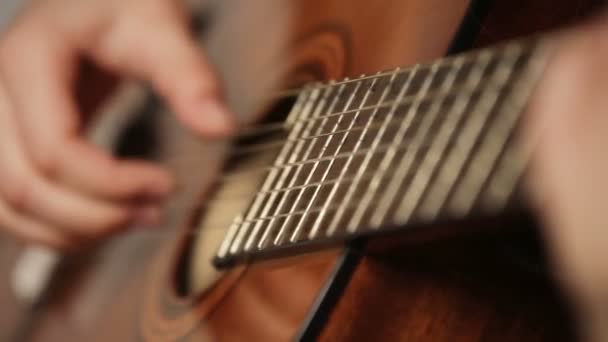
[200,100,236,135]
[133,206,163,227]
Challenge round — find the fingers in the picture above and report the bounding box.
[55,142,174,201]
[91,1,236,137]
[0,21,175,203]
[0,0,228,249]
[524,21,608,308]
[0,30,166,247]
[0,199,71,250]
[0,83,156,246]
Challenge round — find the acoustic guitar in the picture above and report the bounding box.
[0,0,604,341]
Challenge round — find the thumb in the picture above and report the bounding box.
[93,7,235,137]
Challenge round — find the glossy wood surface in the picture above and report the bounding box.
[318,1,604,341]
[320,234,575,341]
[0,0,603,341]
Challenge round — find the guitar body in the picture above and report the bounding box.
[0,0,602,341]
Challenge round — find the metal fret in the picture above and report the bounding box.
[283,45,512,95]
[255,80,361,249]
[227,88,320,254]
[272,77,376,245]
[214,80,510,179]
[285,72,393,244]
[343,59,463,232]
[380,57,472,226]
[218,88,316,257]
[244,83,341,251]
[446,45,523,217]
[283,76,505,128]
[323,66,424,236]
[292,69,404,241]
[480,50,548,211]
[367,57,462,227]
[214,38,549,268]
[216,215,243,258]
[480,131,527,212]
[393,51,495,223]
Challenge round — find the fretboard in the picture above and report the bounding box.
[214,38,549,268]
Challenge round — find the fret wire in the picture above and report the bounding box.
[481,48,549,211]
[218,41,531,146]
[351,58,465,231]
[217,215,243,257]
[228,75,488,142]
[288,40,527,92]
[279,74,384,245]
[254,81,355,250]
[219,90,319,255]
[210,76,515,168]
[222,197,381,228]
[219,88,315,256]
[481,129,527,212]
[262,79,367,248]
[373,54,473,227]
[321,65,427,237]
[287,77,502,128]
[285,86,311,126]
[416,98,488,218]
[198,136,474,213]
[213,200,361,230]
[191,135,499,232]
[241,83,339,252]
[227,87,321,254]
[448,97,516,216]
[349,59,458,232]
[216,81,511,189]
[214,38,540,262]
[328,62,439,234]
[394,52,493,224]
[365,54,472,228]
[212,55,530,217]
[289,70,399,243]
[226,135,452,196]
[213,103,521,253]
[230,108,423,158]
[446,45,523,217]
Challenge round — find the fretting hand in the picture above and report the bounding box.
[526,16,608,342]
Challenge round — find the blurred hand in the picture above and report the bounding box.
[526,16,608,341]
[0,0,234,249]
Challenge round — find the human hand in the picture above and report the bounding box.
[526,16,608,341]
[0,0,234,249]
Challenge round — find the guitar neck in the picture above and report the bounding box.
[214,37,551,268]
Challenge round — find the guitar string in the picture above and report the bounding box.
[151,136,526,242]
[147,96,531,245]
[217,38,535,144]
[165,90,522,187]
[162,77,516,177]
[213,81,505,159]
[146,43,540,240]
[160,54,526,185]
[149,90,527,244]
[163,85,525,204]
[166,86,523,233]
[174,42,525,151]
[268,38,536,99]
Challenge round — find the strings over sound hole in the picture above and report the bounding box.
[182,95,298,296]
